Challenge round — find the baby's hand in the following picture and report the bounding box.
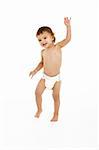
[29,70,35,79]
[64,17,71,26]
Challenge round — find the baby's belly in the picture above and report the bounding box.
[44,63,61,76]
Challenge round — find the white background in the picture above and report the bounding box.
[0,0,98,150]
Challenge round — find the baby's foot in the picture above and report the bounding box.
[50,115,58,122]
[34,110,42,118]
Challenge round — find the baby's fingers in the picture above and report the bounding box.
[64,17,71,22]
[29,72,32,77]
[64,17,68,22]
[30,74,33,79]
[29,74,33,79]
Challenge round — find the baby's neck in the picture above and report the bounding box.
[47,43,54,49]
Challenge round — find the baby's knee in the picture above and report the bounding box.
[35,89,42,97]
[53,93,60,100]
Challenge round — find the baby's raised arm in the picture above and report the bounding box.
[56,17,71,48]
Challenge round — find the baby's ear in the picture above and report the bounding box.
[52,36,55,43]
[51,34,54,41]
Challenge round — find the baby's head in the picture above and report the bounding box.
[36,26,55,48]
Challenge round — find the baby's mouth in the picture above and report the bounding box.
[43,43,47,46]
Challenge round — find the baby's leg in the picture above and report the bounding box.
[51,81,61,121]
[35,79,46,118]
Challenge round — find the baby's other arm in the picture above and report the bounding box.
[56,17,71,48]
[29,50,44,78]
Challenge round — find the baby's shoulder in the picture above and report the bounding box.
[55,44,61,50]
[41,49,45,56]
[41,49,45,53]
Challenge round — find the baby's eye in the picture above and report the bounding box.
[44,37,47,39]
[38,39,41,42]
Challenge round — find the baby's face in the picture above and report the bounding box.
[37,31,54,48]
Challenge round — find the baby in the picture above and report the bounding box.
[29,17,71,121]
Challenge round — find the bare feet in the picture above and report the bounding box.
[50,114,58,122]
[34,110,42,118]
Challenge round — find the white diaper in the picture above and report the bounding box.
[42,73,61,90]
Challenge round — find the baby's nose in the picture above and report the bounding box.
[41,40,45,44]
[41,42,44,45]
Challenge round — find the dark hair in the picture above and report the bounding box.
[36,26,56,43]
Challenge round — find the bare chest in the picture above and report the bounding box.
[43,48,61,62]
